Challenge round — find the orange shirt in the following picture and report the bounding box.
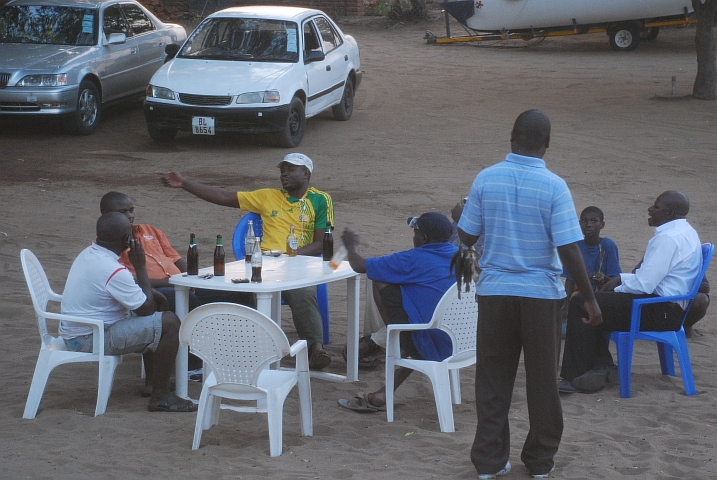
[119,224,182,280]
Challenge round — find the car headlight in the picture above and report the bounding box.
[146,85,175,100]
[16,74,67,87]
[236,90,280,104]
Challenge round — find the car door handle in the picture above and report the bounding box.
[159,41,165,47]
[344,55,348,61]
[326,65,331,71]
[131,47,138,54]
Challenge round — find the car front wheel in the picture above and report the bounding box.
[332,79,354,121]
[275,97,306,147]
[68,80,101,135]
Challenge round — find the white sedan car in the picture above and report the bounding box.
[0,0,186,134]
[143,6,362,147]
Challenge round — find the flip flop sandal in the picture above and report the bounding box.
[337,391,385,413]
[147,393,198,412]
[342,335,385,368]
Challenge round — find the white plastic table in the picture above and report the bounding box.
[170,255,360,399]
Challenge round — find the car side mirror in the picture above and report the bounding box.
[304,50,325,64]
[164,43,180,63]
[106,33,126,45]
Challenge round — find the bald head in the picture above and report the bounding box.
[659,190,689,217]
[648,190,690,227]
[510,109,551,158]
[100,191,130,213]
[96,212,132,252]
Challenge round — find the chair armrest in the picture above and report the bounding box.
[43,312,106,355]
[290,339,309,373]
[386,323,432,334]
[632,294,691,306]
[289,339,308,357]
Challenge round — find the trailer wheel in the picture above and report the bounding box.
[641,27,659,41]
[608,23,641,51]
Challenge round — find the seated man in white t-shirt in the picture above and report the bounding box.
[59,212,196,413]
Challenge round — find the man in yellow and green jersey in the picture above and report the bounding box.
[155,153,333,370]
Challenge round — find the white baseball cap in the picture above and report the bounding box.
[278,153,313,173]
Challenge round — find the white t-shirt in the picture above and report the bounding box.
[59,244,147,339]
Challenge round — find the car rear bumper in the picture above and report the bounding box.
[143,101,291,133]
[0,86,78,115]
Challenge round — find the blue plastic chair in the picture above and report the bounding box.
[608,242,713,398]
[232,212,331,345]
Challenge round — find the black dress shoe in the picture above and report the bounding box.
[558,380,577,393]
[571,369,608,392]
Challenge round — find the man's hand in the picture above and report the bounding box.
[450,202,464,223]
[582,298,603,327]
[341,228,359,250]
[127,238,146,270]
[155,170,184,188]
[601,276,622,292]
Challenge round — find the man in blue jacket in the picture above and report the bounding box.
[339,212,458,411]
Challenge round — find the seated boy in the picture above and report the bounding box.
[561,206,621,335]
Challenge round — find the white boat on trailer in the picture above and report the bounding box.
[428,0,696,51]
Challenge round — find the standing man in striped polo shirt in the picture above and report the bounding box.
[457,110,602,479]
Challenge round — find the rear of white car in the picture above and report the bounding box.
[144,6,361,147]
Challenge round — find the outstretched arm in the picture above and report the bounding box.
[341,228,367,273]
[155,170,239,208]
[558,242,603,327]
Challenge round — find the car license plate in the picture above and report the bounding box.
[192,117,215,135]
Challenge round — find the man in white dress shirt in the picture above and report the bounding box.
[560,190,702,393]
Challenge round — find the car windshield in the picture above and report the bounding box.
[179,17,299,63]
[0,5,98,46]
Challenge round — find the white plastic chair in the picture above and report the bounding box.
[179,303,312,456]
[21,249,122,418]
[385,282,478,433]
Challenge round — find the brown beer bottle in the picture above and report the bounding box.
[213,234,225,276]
[251,236,262,283]
[322,222,334,261]
[187,233,199,275]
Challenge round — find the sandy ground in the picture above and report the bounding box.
[1,11,716,479]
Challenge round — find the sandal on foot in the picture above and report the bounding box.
[148,393,198,413]
[309,343,331,370]
[338,391,385,413]
[342,335,385,368]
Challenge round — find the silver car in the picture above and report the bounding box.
[0,0,186,134]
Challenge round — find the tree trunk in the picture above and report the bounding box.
[692,0,717,99]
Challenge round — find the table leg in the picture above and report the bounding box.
[346,275,360,381]
[256,292,274,320]
[174,285,190,399]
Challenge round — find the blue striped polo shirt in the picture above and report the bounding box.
[458,153,583,299]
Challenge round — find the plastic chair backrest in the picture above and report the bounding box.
[232,212,264,260]
[433,283,479,358]
[180,303,290,387]
[21,249,60,344]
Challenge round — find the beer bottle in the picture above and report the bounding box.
[213,234,225,277]
[244,220,255,262]
[322,222,334,261]
[286,225,298,257]
[251,236,262,283]
[187,233,199,275]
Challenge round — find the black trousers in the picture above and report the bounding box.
[471,295,563,476]
[560,292,684,381]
